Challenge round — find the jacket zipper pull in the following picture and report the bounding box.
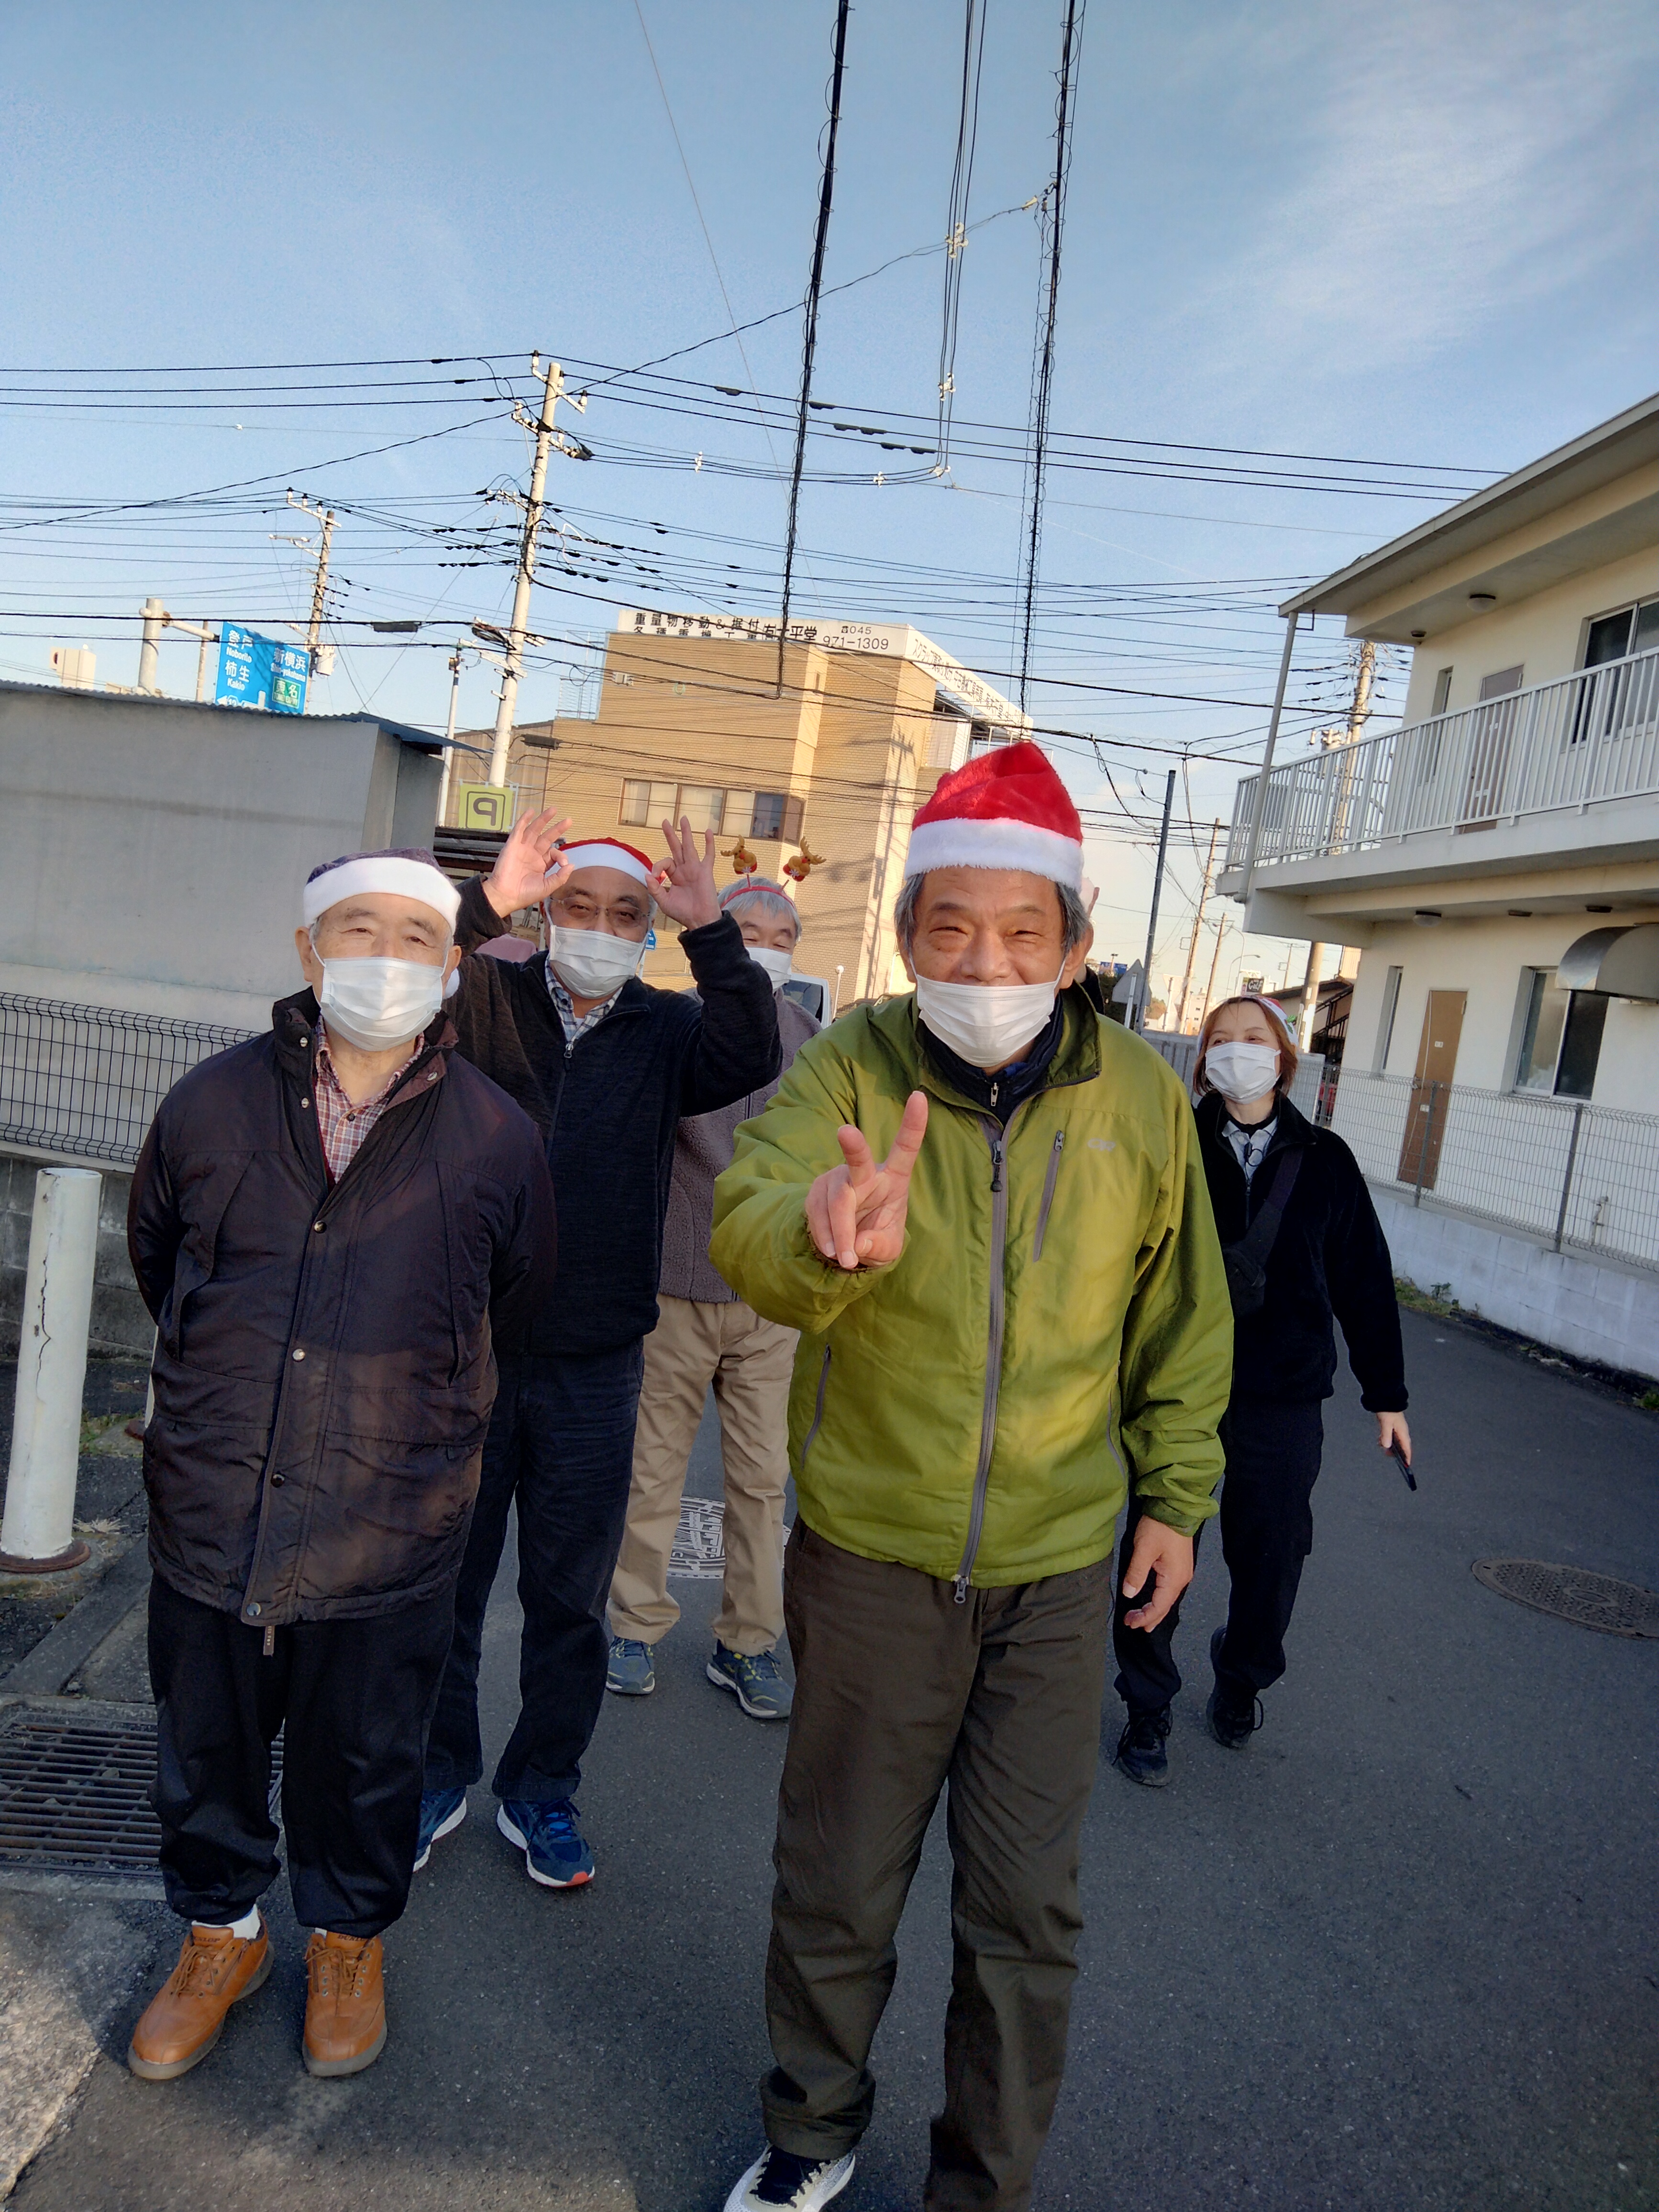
[262,1626,275,1657]
[953,1572,969,1605]
[990,1140,1003,1194]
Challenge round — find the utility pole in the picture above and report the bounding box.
[1198,916,1230,1030]
[437,648,465,830]
[489,356,587,790]
[277,494,338,707]
[137,598,166,693]
[1137,769,1176,1032]
[1174,816,1221,1033]
[1296,641,1376,1050]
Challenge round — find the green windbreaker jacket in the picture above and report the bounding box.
[709,987,1232,1592]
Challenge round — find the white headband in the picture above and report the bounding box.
[302,856,461,929]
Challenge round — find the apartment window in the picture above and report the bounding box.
[1554,993,1608,1101]
[1372,965,1403,1073]
[1513,968,1607,1098]
[617,781,803,844]
[618,779,679,827]
[1583,597,1659,670]
[1514,968,1570,1091]
[1430,667,1453,716]
[745,790,805,843]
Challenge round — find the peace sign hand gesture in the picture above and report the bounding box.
[806,1092,930,1271]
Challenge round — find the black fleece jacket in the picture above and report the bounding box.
[450,875,781,1357]
[1197,1089,1407,1413]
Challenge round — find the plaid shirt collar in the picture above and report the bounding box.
[544,957,622,1050]
[311,1020,427,1182]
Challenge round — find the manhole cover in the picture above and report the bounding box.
[1472,1559,1659,1639]
[0,1714,285,1873]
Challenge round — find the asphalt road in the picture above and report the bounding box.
[10,1309,1658,2211]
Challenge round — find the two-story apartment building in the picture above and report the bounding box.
[445,609,1027,1006]
[1217,393,1659,1377]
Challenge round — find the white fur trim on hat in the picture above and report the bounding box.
[558,841,656,888]
[903,816,1083,890]
[302,856,460,929]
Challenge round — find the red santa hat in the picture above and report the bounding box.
[903,741,1084,891]
[554,836,656,888]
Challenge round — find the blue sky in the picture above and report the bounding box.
[3,0,1654,988]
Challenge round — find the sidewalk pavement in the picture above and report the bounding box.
[1,1308,1655,2210]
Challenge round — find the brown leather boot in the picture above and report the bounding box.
[302,1930,387,2077]
[128,1917,272,2081]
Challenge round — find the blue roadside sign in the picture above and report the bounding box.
[215,624,309,714]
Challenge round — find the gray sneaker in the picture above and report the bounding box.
[707,1643,793,1720]
[606,1637,656,1695]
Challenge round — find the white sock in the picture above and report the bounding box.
[195,1904,261,1940]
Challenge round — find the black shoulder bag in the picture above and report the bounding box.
[1220,1147,1302,1317]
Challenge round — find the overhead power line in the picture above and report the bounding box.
[935,0,991,475]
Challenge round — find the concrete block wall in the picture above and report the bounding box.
[1372,1181,1659,1383]
[0,1152,152,1357]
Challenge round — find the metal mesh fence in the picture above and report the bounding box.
[1329,1068,1659,1272]
[0,994,254,1167]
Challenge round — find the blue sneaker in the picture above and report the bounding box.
[707,1643,793,1721]
[606,1636,656,1695]
[412,1786,467,1871]
[496,1798,595,1888]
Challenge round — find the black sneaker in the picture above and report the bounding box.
[1206,1625,1263,1748]
[724,2147,856,2212]
[1113,1705,1172,1787]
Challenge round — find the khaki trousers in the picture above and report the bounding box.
[608,1294,796,1655]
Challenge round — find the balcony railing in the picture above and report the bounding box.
[1224,645,1659,874]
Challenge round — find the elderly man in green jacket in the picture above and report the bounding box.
[709,745,1231,2212]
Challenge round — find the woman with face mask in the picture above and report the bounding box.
[1110,993,1411,1786]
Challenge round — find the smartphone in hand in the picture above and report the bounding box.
[1389,1437,1417,1493]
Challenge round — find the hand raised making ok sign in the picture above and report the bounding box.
[806,1090,929,1272]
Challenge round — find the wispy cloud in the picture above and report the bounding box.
[1193,0,1659,373]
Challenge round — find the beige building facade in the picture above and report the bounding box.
[446,610,1027,1002]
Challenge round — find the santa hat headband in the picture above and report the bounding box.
[303,848,460,930]
[903,742,1083,892]
[556,837,656,889]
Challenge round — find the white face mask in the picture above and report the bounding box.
[548,924,646,1001]
[318,958,444,1053]
[1205,1040,1281,1105]
[914,966,1062,1071]
[746,944,795,987]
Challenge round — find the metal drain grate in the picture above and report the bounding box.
[0,1715,162,1871]
[0,1714,286,1873]
[1472,1559,1659,1639]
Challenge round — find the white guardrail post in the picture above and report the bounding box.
[0,1166,101,1574]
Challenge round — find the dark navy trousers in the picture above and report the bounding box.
[425,1344,645,1805]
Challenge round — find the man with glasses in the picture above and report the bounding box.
[417,815,780,1891]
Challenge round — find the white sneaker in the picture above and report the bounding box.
[723,2146,856,2212]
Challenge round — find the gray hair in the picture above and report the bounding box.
[893,872,1091,956]
[722,886,801,940]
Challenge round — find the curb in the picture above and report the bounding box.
[0,1544,152,1698]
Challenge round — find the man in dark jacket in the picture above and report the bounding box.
[419,812,781,1891]
[605,877,819,1720]
[125,847,555,2087]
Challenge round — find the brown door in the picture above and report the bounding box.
[1396,990,1466,1188]
[1459,664,1523,830]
